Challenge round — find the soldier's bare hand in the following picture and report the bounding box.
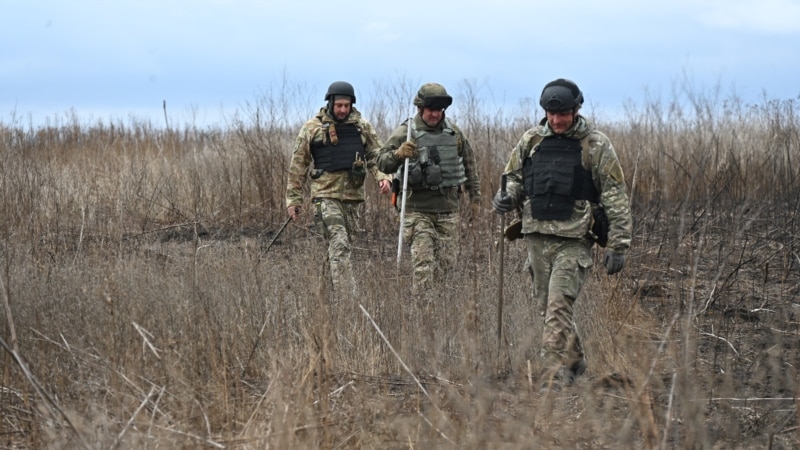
[288,206,301,221]
[469,202,481,223]
[379,179,392,194]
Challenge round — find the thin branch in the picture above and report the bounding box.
[0,270,17,354]
[694,397,798,402]
[149,424,225,448]
[109,386,157,450]
[698,330,740,357]
[359,304,455,446]
[240,378,275,438]
[132,321,161,360]
[660,372,677,450]
[0,335,91,449]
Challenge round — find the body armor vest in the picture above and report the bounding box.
[310,123,365,172]
[400,119,466,190]
[522,136,598,220]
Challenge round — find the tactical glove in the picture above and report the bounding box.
[394,141,417,160]
[492,190,515,213]
[603,250,625,275]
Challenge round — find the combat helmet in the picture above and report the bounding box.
[413,83,453,110]
[325,81,356,104]
[539,78,583,112]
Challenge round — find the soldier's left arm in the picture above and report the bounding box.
[361,121,391,183]
[458,131,481,204]
[593,136,633,252]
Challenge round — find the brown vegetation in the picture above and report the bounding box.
[1,81,799,448]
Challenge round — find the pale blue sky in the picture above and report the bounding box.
[3,0,799,128]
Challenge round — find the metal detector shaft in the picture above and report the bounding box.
[396,118,413,266]
[257,216,292,264]
[497,173,507,351]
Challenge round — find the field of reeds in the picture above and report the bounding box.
[1,80,799,449]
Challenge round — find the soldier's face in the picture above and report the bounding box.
[333,99,352,120]
[546,110,576,134]
[421,107,444,127]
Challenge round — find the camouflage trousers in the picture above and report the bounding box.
[525,232,593,373]
[402,211,458,294]
[312,198,361,300]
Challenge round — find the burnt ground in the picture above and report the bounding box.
[3,206,799,449]
[128,208,800,448]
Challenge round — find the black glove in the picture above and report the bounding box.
[492,190,515,213]
[603,250,625,275]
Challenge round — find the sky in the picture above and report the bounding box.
[2,0,800,128]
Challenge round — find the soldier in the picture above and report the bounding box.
[377,82,481,294]
[285,81,392,299]
[492,78,632,391]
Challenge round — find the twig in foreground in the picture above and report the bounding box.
[0,335,91,449]
[110,386,157,450]
[359,304,454,445]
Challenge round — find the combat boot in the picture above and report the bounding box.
[565,358,587,385]
[538,367,563,394]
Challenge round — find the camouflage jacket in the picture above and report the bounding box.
[285,107,390,208]
[501,116,632,253]
[377,114,481,214]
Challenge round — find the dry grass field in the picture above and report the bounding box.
[1,84,799,449]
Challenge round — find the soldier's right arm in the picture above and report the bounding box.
[501,130,534,205]
[285,125,314,210]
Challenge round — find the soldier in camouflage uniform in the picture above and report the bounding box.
[286,81,392,300]
[492,79,632,391]
[377,83,481,294]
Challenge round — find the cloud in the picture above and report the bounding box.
[695,0,800,33]
[362,21,403,42]
[3,0,798,128]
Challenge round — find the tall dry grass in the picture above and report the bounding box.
[1,80,798,449]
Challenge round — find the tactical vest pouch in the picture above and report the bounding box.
[504,218,523,241]
[423,146,443,186]
[407,161,424,186]
[424,163,443,186]
[348,158,366,188]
